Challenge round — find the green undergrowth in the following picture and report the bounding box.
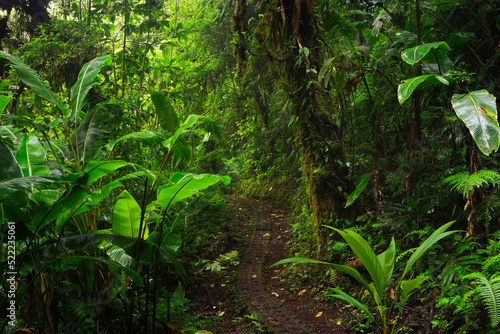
[169,193,262,332]
[177,193,235,266]
[236,177,304,214]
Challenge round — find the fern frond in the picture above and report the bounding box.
[396,247,418,263]
[404,229,426,239]
[477,274,500,328]
[463,272,500,327]
[443,170,500,198]
[483,254,500,273]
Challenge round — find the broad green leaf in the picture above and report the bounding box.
[0,140,53,211]
[71,104,118,165]
[60,233,185,276]
[328,288,377,325]
[401,42,450,65]
[345,172,372,208]
[106,245,133,267]
[108,130,167,150]
[451,90,499,156]
[113,190,149,239]
[69,55,111,124]
[4,115,51,132]
[0,140,27,222]
[82,160,128,185]
[0,51,71,118]
[0,175,54,201]
[68,255,142,286]
[0,190,27,223]
[28,185,91,233]
[162,114,212,150]
[0,125,22,142]
[377,237,396,285]
[0,95,10,113]
[31,189,64,207]
[147,232,182,254]
[333,228,387,302]
[0,138,23,181]
[398,75,449,105]
[154,173,230,210]
[151,91,178,133]
[15,134,49,177]
[38,250,143,286]
[401,221,457,280]
[400,276,429,305]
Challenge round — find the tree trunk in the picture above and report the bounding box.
[122,0,128,99]
[87,0,92,26]
[235,0,353,256]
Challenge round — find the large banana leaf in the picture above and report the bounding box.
[69,55,111,124]
[0,125,22,143]
[108,130,167,151]
[113,190,149,239]
[71,104,118,165]
[0,140,27,222]
[15,134,49,177]
[153,173,230,210]
[0,94,10,114]
[0,51,71,118]
[151,91,178,133]
[57,233,186,276]
[401,42,450,65]
[27,185,91,233]
[0,140,54,201]
[398,75,449,105]
[82,160,128,185]
[451,90,499,156]
[162,114,212,150]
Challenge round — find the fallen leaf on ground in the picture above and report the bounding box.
[272,292,280,298]
[316,311,323,317]
[298,289,306,297]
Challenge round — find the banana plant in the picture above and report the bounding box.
[272,221,458,334]
[0,52,113,170]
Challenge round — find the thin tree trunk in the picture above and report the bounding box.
[79,0,82,22]
[61,0,67,20]
[87,0,92,26]
[122,0,128,99]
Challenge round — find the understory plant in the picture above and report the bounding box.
[272,221,458,334]
[461,272,500,329]
[0,51,226,333]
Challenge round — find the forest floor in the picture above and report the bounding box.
[184,196,353,333]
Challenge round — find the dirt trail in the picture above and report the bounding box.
[228,196,316,334]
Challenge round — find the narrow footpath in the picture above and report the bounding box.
[229,196,331,334]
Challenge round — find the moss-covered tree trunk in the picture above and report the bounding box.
[234,0,353,256]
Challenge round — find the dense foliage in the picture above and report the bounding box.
[0,0,499,333]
